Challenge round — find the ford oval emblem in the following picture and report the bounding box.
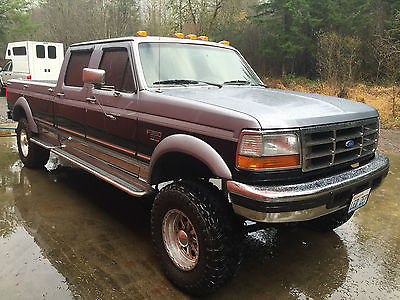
[345,140,355,148]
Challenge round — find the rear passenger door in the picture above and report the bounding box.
[54,46,93,140]
[85,43,138,159]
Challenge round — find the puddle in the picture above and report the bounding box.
[0,136,399,299]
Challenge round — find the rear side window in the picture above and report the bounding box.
[36,45,45,58]
[64,51,92,87]
[99,48,135,93]
[48,46,56,59]
[13,47,27,56]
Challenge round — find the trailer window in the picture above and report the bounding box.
[48,46,56,59]
[36,45,45,58]
[13,47,27,56]
[99,48,135,93]
[65,50,92,87]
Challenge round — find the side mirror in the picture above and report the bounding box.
[0,67,3,72]
[82,68,105,88]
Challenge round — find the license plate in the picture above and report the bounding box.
[348,188,371,213]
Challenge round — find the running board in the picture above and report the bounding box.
[30,137,153,198]
[30,137,64,149]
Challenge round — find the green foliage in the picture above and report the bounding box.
[0,0,34,42]
[250,0,399,81]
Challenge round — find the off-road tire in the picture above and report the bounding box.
[151,180,244,296]
[16,118,50,168]
[304,208,354,232]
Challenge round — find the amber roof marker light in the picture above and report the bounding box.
[185,34,197,40]
[219,40,230,46]
[135,31,148,37]
[173,33,185,38]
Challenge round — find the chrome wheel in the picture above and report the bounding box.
[162,209,199,271]
[19,129,29,157]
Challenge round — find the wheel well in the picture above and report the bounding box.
[12,105,26,121]
[150,152,215,185]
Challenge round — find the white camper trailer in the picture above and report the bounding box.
[0,41,64,93]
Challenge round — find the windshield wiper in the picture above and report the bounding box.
[153,79,222,88]
[223,80,251,85]
[223,80,268,88]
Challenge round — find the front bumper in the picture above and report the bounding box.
[227,152,389,223]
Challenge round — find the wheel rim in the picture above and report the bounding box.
[162,209,199,271]
[19,129,29,157]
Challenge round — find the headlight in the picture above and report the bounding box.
[237,131,301,171]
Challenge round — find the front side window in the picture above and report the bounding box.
[64,51,92,87]
[138,43,261,88]
[99,48,135,93]
[36,45,45,58]
[4,61,12,71]
[13,46,27,56]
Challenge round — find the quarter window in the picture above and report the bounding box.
[36,45,45,58]
[99,48,135,93]
[64,51,92,87]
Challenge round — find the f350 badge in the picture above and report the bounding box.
[147,129,162,142]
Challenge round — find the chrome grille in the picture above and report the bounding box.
[301,118,379,172]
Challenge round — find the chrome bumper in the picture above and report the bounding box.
[227,152,389,223]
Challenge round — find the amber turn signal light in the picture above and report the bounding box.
[237,154,300,170]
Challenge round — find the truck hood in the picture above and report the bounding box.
[160,86,378,129]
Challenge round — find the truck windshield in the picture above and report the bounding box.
[138,43,262,88]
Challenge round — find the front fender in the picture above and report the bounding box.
[149,134,232,181]
[13,97,38,133]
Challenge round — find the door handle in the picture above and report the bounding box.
[57,92,65,97]
[85,96,96,104]
[23,84,29,89]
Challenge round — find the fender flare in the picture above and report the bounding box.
[13,97,38,133]
[149,134,232,182]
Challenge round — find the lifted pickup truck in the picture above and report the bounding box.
[6,33,389,295]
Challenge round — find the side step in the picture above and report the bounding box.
[30,137,154,198]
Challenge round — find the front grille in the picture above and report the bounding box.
[301,118,379,172]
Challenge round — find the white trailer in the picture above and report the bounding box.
[0,41,64,92]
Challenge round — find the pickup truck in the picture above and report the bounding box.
[6,33,389,296]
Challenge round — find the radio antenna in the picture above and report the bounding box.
[157,0,161,92]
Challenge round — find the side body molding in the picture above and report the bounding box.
[13,97,38,133]
[149,134,232,182]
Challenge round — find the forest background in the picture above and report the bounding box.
[1,0,399,127]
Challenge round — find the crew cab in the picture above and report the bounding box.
[5,33,389,296]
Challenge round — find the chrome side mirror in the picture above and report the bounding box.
[82,68,105,88]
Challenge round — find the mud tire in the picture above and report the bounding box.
[16,118,50,168]
[304,208,354,232]
[151,180,244,296]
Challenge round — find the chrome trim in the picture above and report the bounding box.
[301,118,379,172]
[52,148,150,197]
[232,203,345,223]
[227,152,389,223]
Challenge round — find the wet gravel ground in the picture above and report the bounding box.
[0,96,399,299]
